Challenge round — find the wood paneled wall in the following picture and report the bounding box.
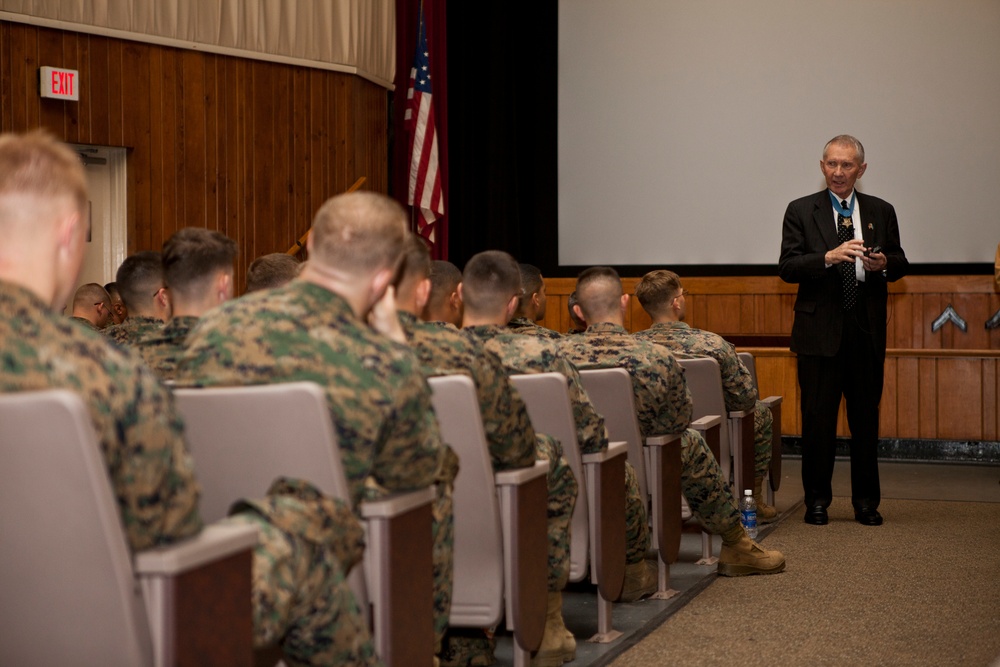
[543,275,1000,440]
[0,21,388,291]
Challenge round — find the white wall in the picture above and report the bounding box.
[558,0,1000,266]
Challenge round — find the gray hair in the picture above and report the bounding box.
[823,135,865,164]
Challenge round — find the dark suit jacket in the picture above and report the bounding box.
[779,190,908,358]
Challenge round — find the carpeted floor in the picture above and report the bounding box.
[610,498,1000,666]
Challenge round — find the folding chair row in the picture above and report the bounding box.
[0,389,257,667]
[173,382,437,667]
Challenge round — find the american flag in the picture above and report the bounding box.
[404,4,444,245]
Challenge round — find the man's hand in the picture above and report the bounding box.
[368,286,407,344]
[825,238,865,265]
[861,250,887,272]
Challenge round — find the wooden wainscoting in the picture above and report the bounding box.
[543,275,1000,440]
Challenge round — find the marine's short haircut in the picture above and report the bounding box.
[634,269,682,318]
[103,282,122,302]
[427,260,462,310]
[162,227,238,298]
[73,283,112,311]
[461,250,522,314]
[115,251,165,312]
[567,290,586,330]
[309,191,407,276]
[245,253,300,293]
[574,266,623,321]
[823,134,865,165]
[518,263,544,300]
[398,233,433,284]
[0,129,88,225]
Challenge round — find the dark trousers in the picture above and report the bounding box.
[796,295,884,511]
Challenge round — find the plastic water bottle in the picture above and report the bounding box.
[740,489,758,539]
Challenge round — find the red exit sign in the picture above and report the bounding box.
[40,67,79,101]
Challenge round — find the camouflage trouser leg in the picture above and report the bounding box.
[679,428,741,536]
[432,479,456,653]
[222,513,381,667]
[753,400,774,480]
[534,433,578,591]
[624,461,650,565]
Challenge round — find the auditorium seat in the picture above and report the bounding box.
[173,382,436,667]
[677,357,754,498]
[510,372,627,642]
[577,368,694,597]
[0,389,256,666]
[427,374,549,667]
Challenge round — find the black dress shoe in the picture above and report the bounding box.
[855,509,883,526]
[804,505,828,525]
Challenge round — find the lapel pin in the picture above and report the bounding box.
[867,223,873,230]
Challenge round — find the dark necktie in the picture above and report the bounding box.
[837,200,857,310]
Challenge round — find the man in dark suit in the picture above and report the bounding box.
[779,135,908,527]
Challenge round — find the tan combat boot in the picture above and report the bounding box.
[753,476,778,524]
[619,558,657,602]
[717,524,786,576]
[531,592,573,666]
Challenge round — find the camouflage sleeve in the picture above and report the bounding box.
[370,365,449,492]
[475,349,537,471]
[561,360,610,455]
[117,366,202,550]
[635,351,693,437]
[718,344,757,413]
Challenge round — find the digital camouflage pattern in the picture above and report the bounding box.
[134,315,199,381]
[225,477,380,667]
[507,316,564,341]
[69,315,100,332]
[635,321,774,479]
[0,280,202,551]
[103,314,164,347]
[560,322,742,536]
[175,280,455,649]
[399,311,576,591]
[465,324,650,565]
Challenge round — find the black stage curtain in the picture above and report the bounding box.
[446,1,559,274]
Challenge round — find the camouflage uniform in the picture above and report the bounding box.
[225,477,380,667]
[466,324,649,566]
[134,315,199,381]
[103,315,164,347]
[507,316,564,341]
[69,315,100,332]
[635,322,774,480]
[560,322,742,536]
[175,281,455,650]
[0,280,201,551]
[400,311,576,591]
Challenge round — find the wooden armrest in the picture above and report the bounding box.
[690,415,722,431]
[360,486,436,519]
[497,461,549,655]
[134,523,257,575]
[362,487,436,666]
[643,433,683,568]
[727,408,754,419]
[582,440,627,599]
[582,440,628,464]
[137,523,256,667]
[495,459,550,486]
[760,395,783,408]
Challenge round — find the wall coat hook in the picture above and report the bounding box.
[986,307,1000,330]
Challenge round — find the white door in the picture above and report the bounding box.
[70,145,127,291]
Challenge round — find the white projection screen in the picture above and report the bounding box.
[558,0,1000,266]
